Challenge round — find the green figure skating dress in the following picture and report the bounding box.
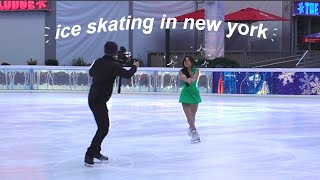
[179,67,202,104]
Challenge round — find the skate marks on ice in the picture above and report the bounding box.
[92,156,134,169]
[42,155,136,178]
[44,150,204,179]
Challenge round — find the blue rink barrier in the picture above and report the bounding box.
[0,66,319,95]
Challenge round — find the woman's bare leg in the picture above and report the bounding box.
[190,104,199,125]
[190,104,200,143]
[182,103,196,130]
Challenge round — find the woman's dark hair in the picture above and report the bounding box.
[181,56,195,68]
[181,56,195,87]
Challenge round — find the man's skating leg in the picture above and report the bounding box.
[85,101,110,166]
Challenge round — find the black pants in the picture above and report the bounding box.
[86,95,110,156]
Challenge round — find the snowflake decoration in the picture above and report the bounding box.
[299,73,314,95]
[278,72,295,86]
[310,76,320,95]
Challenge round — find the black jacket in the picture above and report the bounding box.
[89,55,137,102]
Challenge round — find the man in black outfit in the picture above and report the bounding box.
[85,41,139,166]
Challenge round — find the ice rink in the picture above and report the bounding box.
[0,92,320,180]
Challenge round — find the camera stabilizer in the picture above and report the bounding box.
[116,46,139,93]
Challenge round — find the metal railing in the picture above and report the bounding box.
[296,50,309,67]
[252,50,320,68]
[296,51,320,68]
[250,52,305,68]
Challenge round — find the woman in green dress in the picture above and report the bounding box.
[178,56,202,143]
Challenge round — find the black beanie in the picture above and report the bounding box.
[104,41,118,56]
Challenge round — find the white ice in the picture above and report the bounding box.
[0,93,320,180]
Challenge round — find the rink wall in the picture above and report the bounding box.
[0,66,319,95]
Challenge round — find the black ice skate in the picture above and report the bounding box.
[94,153,109,162]
[84,154,94,167]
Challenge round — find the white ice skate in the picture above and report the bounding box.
[188,128,192,137]
[190,129,201,144]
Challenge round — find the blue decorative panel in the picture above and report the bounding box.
[212,72,275,94]
[274,72,320,95]
[212,71,320,95]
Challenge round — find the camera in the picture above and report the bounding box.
[116,46,140,94]
[116,46,138,67]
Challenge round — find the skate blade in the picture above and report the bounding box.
[84,163,94,167]
[191,139,201,144]
[95,160,109,163]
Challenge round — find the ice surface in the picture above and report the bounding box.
[0,92,320,180]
